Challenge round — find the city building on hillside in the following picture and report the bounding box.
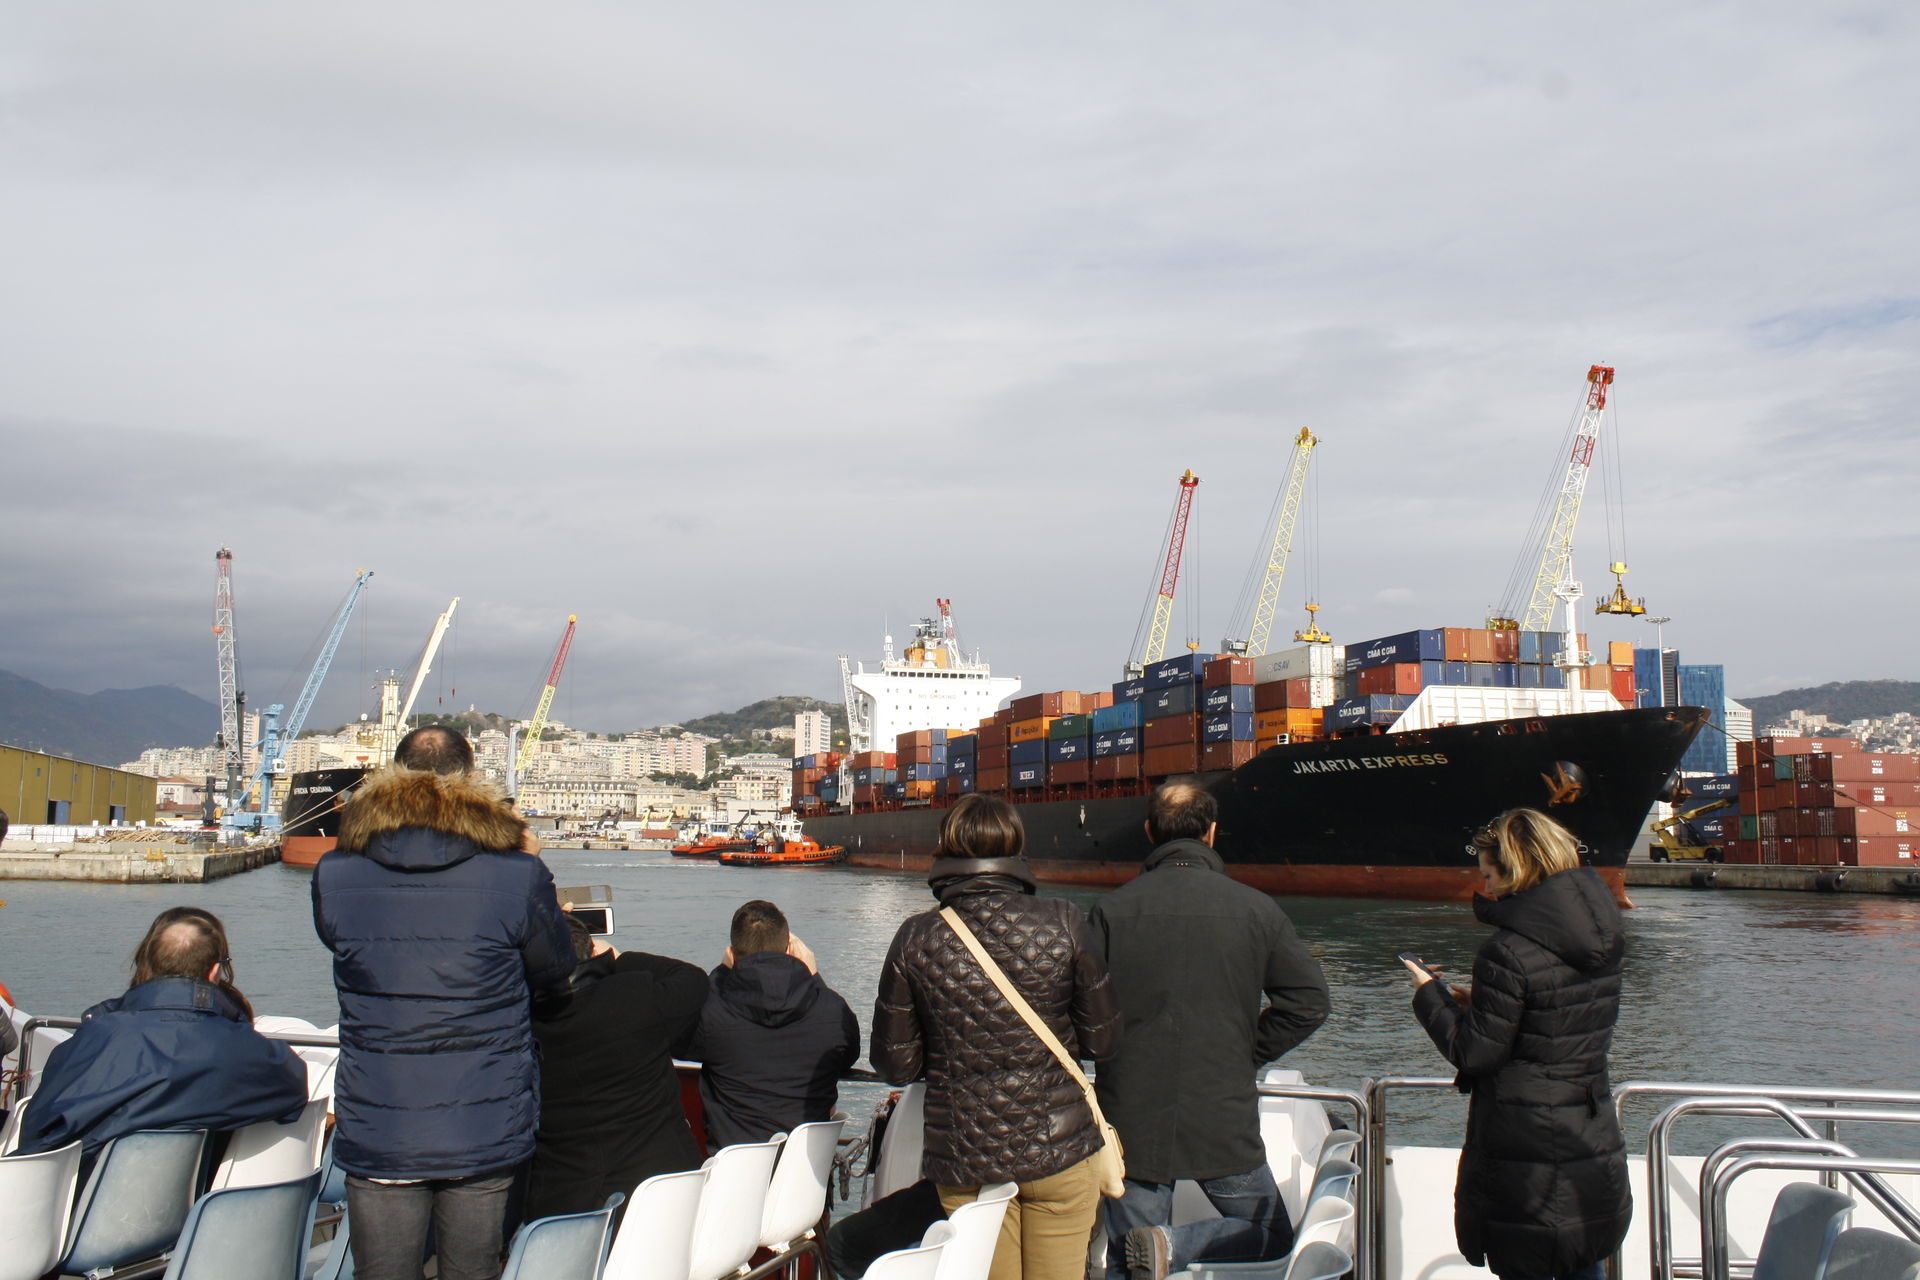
[517,776,642,819]
[794,710,832,757]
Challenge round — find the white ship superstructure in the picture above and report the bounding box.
[839,600,1020,754]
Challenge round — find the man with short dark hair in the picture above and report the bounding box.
[678,899,860,1150]
[1093,778,1331,1280]
[312,724,574,1280]
[526,915,709,1219]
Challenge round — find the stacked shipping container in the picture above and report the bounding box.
[1725,737,1918,867]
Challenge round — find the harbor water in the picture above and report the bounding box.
[4,855,1918,1148]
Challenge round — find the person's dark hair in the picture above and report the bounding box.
[564,913,596,964]
[1147,777,1218,844]
[393,725,474,776]
[130,906,253,1020]
[938,793,1025,860]
[731,900,790,958]
[0,807,9,844]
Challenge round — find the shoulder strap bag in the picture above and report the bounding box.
[938,906,1127,1197]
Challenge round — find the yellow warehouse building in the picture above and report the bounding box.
[1,744,158,829]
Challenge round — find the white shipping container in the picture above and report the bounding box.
[1250,644,1344,685]
[1306,676,1339,708]
[1390,687,1623,732]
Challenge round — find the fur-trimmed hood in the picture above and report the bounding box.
[335,765,528,868]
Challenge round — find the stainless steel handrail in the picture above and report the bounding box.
[1636,1089,1920,1280]
[1364,1075,1455,1280]
[1255,1079,1372,1280]
[1705,1155,1920,1280]
[1696,1137,1861,1280]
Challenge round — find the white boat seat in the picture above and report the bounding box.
[687,1135,783,1280]
[0,1139,83,1280]
[160,1169,323,1280]
[928,1181,1016,1280]
[0,1096,34,1156]
[603,1166,706,1280]
[865,1236,946,1280]
[212,1099,329,1190]
[870,1084,927,1204]
[499,1192,622,1280]
[760,1118,846,1253]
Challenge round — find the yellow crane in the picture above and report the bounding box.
[1225,429,1327,656]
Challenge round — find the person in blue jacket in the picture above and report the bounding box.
[17,906,307,1157]
[312,725,574,1280]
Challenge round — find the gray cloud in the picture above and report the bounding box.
[4,2,1917,738]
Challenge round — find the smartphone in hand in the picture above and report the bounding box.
[1397,951,1442,981]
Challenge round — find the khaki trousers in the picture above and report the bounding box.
[939,1152,1103,1280]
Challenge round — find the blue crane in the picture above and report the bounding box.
[225,570,374,832]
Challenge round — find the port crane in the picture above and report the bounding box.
[511,615,578,797]
[1224,429,1321,657]
[222,568,375,831]
[1127,469,1200,677]
[1490,364,1644,667]
[212,548,244,807]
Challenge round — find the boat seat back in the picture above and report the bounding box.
[687,1136,782,1280]
[0,1139,82,1280]
[500,1192,622,1280]
[760,1118,845,1252]
[604,1166,706,1280]
[60,1128,210,1277]
[160,1169,322,1280]
[871,1084,927,1204]
[1752,1182,1856,1280]
[865,1236,946,1280]
[929,1182,1016,1280]
[1285,1241,1355,1280]
[1823,1226,1920,1280]
[211,1099,328,1190]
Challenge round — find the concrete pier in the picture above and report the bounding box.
[1625,861,1920,896]
[0,841,281,883]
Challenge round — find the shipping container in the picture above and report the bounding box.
[1010,717,1056,743]
[947,753,974,775]
[1464,630,1496,663]
[1609,666,1637,707]
[1050,760,1091,785]
[1146,653,1212,687]
[1203,656,1255,687]
[1202,712,1256,743]
[974,723,1010,750]
[1249,644,1343,685]
[1202,684,1256,715]
[1442,628,1471,662]
[1143,743,1201,776]
[1091,701,1143,731]
[1144,683,1200,718]
[906,762,947,781]
[1490,629,1520,663]
[951,773,976,795]
[1200,740,1260,771]
[1090,753,1140,781]
[1091,729,1142,758]
[906,780,938,800]
[1011,692,1075,721]
[976,767,1009,792]
[1517,631,1556,664]
[1084,690,1115,711]
[1347,629,1445,670]
[1801,752,1920,783]
[1685,774,1738,798]
[1009,739,1046,766]
[977,745,1010,770]
[1143,715,1200,747]
[1607,640,1634,666]
[1111,678,1148,703]
[1011,764,1046,789]
[948,734,977,756]
[1836,836,1918,866]
[1802,808,1912,839]
[1049,714,1092,739]
[1797,781,1920,809]
[1048,736,1088,762]
[1356,663,1425,697]
[1330,694,1414,729]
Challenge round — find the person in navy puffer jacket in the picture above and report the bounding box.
[17,906,307,1158]
[312,726,574,1280]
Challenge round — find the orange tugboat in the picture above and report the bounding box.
[718,827,848,868]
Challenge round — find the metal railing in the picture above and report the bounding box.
[1363,1075,1455,1280]
[1621,1082,1920,1280]
[1255,1079,1371,1280]
[1704,1154,1920,1280]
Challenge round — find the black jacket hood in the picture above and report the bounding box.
[928,855,1037,902]
[712,951,824,1029]
[1475,866,1623,974]
[1142,838,1224,874]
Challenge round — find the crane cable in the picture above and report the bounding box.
[1494,397,1587,622]
[1128,497,1182,667]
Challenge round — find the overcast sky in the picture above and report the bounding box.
[3,2,1915,737]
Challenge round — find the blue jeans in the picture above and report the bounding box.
[345,1173,513,1280]
[1104,1165,1294,1278]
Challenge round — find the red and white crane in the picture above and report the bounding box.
[1128,469,1200,677]
[512,615,578,795]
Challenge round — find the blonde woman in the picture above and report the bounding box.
[1408,809,1631,1280]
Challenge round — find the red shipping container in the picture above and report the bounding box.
[1777,835,1808,865]
[1810,837,1841,864]
[1442,628,1471,661]
[1357,664,1423,697]
[1610,667,1637,706]
[1010,693,1060,720]
[1823,781,1920,809]
[1738,737,1861,767]
[1759,837,1784,865]
[976,767,1009,792]
[1490,628,1520,663]
[1200,740,1258,771]
[1815,808,1913,838]
[1723,840,1760,865]
[994,708,1015,726]
[1203,656,1255,687]
[1090,755,1120,782]
[1757,812,1780,838]
[1804,752,1920,784]
[976,745,1010,770]
[1050,760,1091,785]
[853,785,880,804]
[1254,681,1288,712]
[1143,743,1200,776]
[1464,629,1496,663]
[1838,836,1918,866]
[1143,715,1199,747]
[975,724,1010,749]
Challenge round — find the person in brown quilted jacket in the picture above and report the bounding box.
[872,793,1123,1280]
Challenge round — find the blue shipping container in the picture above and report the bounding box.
[1493,663,1518,688]
[1517,631,1551,664]
[928,744,948,765]
[1091,702,1143,731]
[907,762,947,781]
[1009,739,1046,766]
[1145,682,1199,718]
[947,753,974,775]
[1091,729,1141,758]
[1330,695,1413,729]
[1049,736,1087,762]
[1112,678,1147,703]
[1202,712,1256,743]
[948,735,977,756]
[885,782,905,800]
[952,773,976,795]
[927,729,947,744]
[1348,630,1445,670]
[1011,764,1046,789]
[1686,774,1737,798]
[1202,685,1256,714]
[1146,653,1211,687]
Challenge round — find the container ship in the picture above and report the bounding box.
[280,765,373,867]
[799,612,1709,902]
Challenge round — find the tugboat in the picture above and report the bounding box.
[669,819,755,859]
[719,815,847,868]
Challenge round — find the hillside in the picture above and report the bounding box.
[675,696,844,741]
[1737,680,1920,731]
[0,668,216,767]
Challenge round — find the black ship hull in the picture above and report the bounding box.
[802,705,1708,902]
[280,766,374,867]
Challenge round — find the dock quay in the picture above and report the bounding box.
[1624,860,1920,896]
[0,836,281,883]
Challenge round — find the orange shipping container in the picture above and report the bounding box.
[1442,628,1471,662]
[906,780,938,800]
[1051,760,1091,785]
[1608,640,1634,665]
[1010,717,1056,743]
[1200,740,1258,771]
[1084,691,1115,711]
[1464,629,1496,663]
[976,767,1010,792]
[1357,664,1423,697]
[1490,629,1519,663]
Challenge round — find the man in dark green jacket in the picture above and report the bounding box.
[1092,778,1331,1280]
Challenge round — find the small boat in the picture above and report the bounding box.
[669,820,754,859]
[718,822,848,868]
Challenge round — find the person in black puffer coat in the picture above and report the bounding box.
[872,794,1122,1280]
[679,898,860,1151]
[1410,808,1632,1280]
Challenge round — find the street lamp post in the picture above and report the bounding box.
[1644,616,1672,706]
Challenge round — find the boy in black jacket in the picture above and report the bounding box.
[679,900,860,1150]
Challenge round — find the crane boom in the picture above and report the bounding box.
[1518,365,1614,633]
[1242,428,1318,657]
[397,597,460,729]
[515,615,578,774]
[1134,470,1200,673]
[212,548,243,804]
